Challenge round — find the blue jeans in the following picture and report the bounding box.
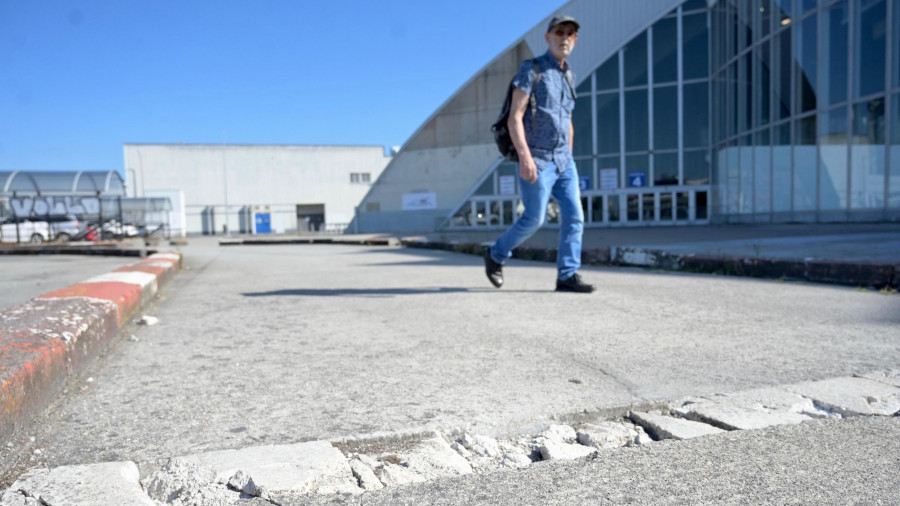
[490,160,584,280]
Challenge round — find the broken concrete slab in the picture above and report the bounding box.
[675,402,811,431]
[630,411,725,440]
[855,369,900,388]
[349,459,383,491]
[786,377,900,416]
[375,462,426,487]
[459,434,501,458]
[396,435,472,480]
[541,424,577,444]
[142,457,229,504]
[577,421,639,449]
[539,441,596,461]
[500,453,533,468]
[177,440,360,497]
[694,386,837,419]
[2,461,154,506]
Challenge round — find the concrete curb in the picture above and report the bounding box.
[401,239,898,288]
[219,237,399,247]
[0,252,182,445]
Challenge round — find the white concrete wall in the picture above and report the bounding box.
[124,144,390,235]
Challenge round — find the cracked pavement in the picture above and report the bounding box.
[2,238,899,503]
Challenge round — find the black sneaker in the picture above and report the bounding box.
[555,273,595,293]
[483,249,503,288]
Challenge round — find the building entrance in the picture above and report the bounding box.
[296,204,325,232]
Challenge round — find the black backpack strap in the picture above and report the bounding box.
[564,68,576,100]
[529,58,541,134]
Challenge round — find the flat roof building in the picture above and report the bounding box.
[124,143,390,236]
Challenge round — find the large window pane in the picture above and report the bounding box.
[573,96,593,157]
[794,115,817,211]
[728,62,738,137]
[625,89,649,151]
[795,14,818,114]
[773,122,792,212]
[891,93,900,207]
[626,154,649,188]
[684,82,710,148]
[683,13,709,80]
[822,1,849,107]
[774,28,792,120]
[596,54,619,91]
[819,108,849,210]
[597,92,620,155]
[653,17,677,84]
[895,0,900,88]
[739,1,753,52]
[855,0,887,99]
[800,0,817,13]
[727,144,740,213]
[755,0,772,39]
[772,0,792,28]
[754,41,771,127]
[740,146,754,213]
[851,98,886,208]
[755,145,772,213]
[597,155,620,190]
[684,149,710,184]
[654,85,678,150]
[624,32,648,87]
[654,152,678,186]
[683,0,706,10]
[739,53,753,133]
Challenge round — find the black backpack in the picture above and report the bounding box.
[490,59,576,162]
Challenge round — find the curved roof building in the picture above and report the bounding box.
[354,0,900,233]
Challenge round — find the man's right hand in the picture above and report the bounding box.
[519,156,538,184]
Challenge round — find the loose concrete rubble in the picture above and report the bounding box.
[4,369,900,504]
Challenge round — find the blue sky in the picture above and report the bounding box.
[0,0,564,174]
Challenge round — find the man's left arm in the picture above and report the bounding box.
[569,120,574,152]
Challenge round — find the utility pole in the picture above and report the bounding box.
[222,132,230,236]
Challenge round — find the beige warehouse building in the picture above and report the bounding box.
[124,143,390,236]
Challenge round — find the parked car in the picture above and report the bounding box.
[0,218,50,244]
[46,214,82,242]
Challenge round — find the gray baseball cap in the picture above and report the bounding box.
[547,15,580,33]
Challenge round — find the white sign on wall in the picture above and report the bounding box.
[600,168,619,190]
[402,192,437,211]
[499,175,516,195]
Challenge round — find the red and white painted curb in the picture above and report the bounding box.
[0,252,182,443]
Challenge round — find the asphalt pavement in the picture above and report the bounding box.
[0,255,134,309]
[3,235,897,503]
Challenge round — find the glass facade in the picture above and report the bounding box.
[446,0,898,230]
[711,0,898,222]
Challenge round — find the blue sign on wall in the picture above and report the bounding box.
[578,176,590,191]
[629,172,646,188]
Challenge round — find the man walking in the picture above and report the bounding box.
[484,15,595,293]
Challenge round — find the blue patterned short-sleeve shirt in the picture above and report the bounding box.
[512,50,576,172]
